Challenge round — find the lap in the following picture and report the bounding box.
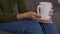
[0,19,43,34]
[0,19,57,34]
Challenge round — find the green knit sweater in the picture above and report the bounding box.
[0,0,27,22]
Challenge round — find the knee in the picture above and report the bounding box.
[17,19,42,33]
[23,20,43,34]
[18,19,41,28]
[11,19,43,34]
[17,19,41,28]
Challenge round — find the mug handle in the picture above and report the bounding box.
[37,5,42,15]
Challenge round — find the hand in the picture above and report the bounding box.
[23,11,52,23]
[17,11,41,21]
[17,5,54,23]
[23,11,41,21]
[17,10,53,23]
[49,6,54,18]
[38,6,54,23]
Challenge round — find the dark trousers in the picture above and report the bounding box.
[0,19,58,34]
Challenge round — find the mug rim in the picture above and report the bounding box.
[39,2,52,4]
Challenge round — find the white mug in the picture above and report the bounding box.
[37,2,52,20]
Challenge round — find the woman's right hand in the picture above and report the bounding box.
[17,11,52,23]
[17,11,41,21]
[24,11,41,21]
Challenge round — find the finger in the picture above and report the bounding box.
[49,9,54,16]
[49,9,54,13]
[51,5,55,11]
[51,9,54,12]
[32,15,40,22]
[38,19,52,23]
[49,12,53,16]
[39,18,50,21]
[51,6,53,8]
[51,5,54,9]
[39,21,52,23]
[39,20,48,23]
[49,11,53,16]
[32,12,41,18]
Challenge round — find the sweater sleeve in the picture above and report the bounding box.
[0,0,17,23]
[0,12,17,23]
[17,0,27,13]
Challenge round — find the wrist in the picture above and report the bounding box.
[16,13,26,19]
